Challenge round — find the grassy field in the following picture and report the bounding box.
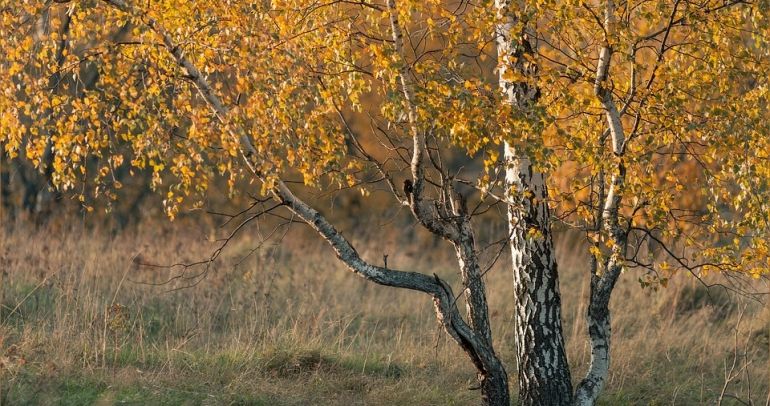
[0,216,768,405]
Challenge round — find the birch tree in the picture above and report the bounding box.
[500,0,770,402]
[2,0,769,405]
[492,0,770,403]
[2,0,514,403]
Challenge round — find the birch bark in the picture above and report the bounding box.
[574,0,628,402]
[495,1,573,404]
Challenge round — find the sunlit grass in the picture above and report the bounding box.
[1,217,767,404]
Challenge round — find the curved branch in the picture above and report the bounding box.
[272,180,502,376]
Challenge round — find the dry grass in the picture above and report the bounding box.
[0,215,768,405]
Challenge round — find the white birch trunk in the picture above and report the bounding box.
[495,1,573,404]
[574,0,628,402]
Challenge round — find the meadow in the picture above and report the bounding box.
[0,214,768,405]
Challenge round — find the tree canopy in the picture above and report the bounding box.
[3,1,770,404]
[3,0,768,280]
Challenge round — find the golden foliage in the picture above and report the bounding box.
[0,0,768,275]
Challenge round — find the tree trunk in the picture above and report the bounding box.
[574,3,628,398]
[480,360,511,406]
[495,1,573,403]
[574,163,626,404]
[505,151,573,405]
[574,269,614,405]
[454,219,510,404]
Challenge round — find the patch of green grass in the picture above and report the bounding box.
[5,374,107,406]
[0,282,57,327]
[260,347,330,377]
[105,346,164,369]
[335,354,404,378]
[55,378,108,406]
[110,384,210,405]
[4,367,276,405]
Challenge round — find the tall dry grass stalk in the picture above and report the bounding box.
[0,215,767,404]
